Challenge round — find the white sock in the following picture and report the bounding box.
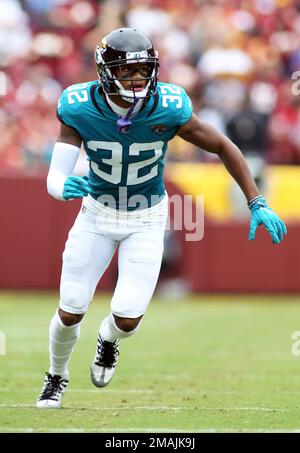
[49,310,80,379]
[99,313,140,342]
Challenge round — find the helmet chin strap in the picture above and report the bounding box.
[115,79,151,133]
[116,79,150,103]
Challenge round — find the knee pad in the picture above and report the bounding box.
[111,299,145,319]
[60,278,90,314]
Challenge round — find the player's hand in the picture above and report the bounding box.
[248,195,287,244]
[62,175,91,200]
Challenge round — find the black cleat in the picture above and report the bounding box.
[36,372,68,409]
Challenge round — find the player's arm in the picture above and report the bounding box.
[47,123,90,201]
[177,114,259,201]
[58,121,81,147]
[177,113,287,243]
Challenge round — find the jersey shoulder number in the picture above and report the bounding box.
[157,82,193,126]
[57,81,93,127]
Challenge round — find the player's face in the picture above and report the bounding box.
[113,63,153,91]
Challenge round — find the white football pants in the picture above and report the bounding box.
[59,194,168,318]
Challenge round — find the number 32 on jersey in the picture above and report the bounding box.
[88,141,163,186]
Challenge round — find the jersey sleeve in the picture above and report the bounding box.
[56,88,73,127]
[179,87,193,125]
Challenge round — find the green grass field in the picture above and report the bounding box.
[1,291,300,433]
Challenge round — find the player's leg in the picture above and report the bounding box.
[37,211,117,408]
[36,309,83,409]
[91,228,165,388]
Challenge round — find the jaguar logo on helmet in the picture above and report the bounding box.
[100,38,107,48]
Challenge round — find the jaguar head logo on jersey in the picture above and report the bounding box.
[95,28,159,104]
[151,125,168,135]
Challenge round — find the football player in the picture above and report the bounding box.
[36,28,287,408]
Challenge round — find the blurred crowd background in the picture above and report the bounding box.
[1,0,300,174]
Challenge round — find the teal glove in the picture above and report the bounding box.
[248,195,287,244]
[63,175,91,200]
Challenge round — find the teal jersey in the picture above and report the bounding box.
[57,81,193,209]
